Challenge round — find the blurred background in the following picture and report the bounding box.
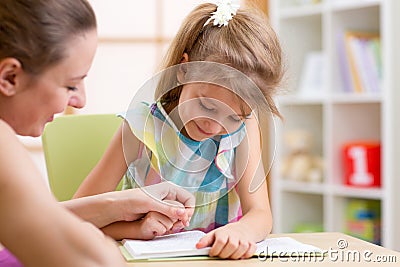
[83,0,264,115]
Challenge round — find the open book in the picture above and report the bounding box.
[121,230,323,261]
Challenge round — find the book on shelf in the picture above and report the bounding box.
[299,51,325,97]
[120,230,323,261]
[338,30,381,94]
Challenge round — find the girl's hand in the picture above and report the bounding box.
[196,222,257,259]
[136,211,177,240]
[162,199,190,233]
[136,200,189,240]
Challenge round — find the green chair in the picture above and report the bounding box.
[42,114,122,201]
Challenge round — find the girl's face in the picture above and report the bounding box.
[5,30,97,137]
[178,83,251,141]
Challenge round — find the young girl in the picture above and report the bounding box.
[75,1,283,260]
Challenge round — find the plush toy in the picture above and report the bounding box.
[280,129,323,183]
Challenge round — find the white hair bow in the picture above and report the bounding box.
[204,0,240,27]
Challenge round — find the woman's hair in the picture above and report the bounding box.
[0,0,97,75]
[156,2,283,117]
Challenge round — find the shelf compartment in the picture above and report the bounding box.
[280,192,324,233]
[278,104,324,158]
[330,103,381,185]
[332,196,381,245]
[279,15,322,94]
[280,3,324,19]
[330,0,381,12]
[331,93,381,103]
[280,180,325,195]
[277,95,327,105]
[330,4,381,94]
[331,185,383,199]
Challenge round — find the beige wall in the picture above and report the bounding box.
[83,0,252,115]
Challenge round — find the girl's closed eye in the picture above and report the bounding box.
[229,115,242,122]
[66,86,78,91]
[199,99,215,112]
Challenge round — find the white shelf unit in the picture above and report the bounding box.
[269,0,400,250]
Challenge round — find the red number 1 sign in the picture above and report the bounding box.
[343,142,381,187]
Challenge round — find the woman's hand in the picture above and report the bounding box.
[64,182,194,233]
[120,182,195,226]
[196,222,257,259]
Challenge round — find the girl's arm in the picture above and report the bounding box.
[196,117,272,259]
[234,116,272,240]
[0,120,126,267]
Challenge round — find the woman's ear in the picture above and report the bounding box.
[0,58,21,97]
[177,53,189,84]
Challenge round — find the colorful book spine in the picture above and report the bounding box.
[337,33,352,93]
[338,30,381,94]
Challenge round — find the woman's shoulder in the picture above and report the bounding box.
[0,120,28,165]
[0,119,18,142]
[0,119,13,131]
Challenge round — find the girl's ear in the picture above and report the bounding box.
[180,53,189,63]
[0,58,22,97]
[177,53,189,84]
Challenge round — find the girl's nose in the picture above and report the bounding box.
[202,119,224,135]
[68,85,86,109]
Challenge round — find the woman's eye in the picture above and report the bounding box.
[66,86,78,91]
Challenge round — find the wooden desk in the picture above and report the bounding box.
[125,232,400,266]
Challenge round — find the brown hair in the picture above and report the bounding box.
[156,3,283,117]
[0,0,96,75]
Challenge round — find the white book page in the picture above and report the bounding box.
[123,230,207,257]
[256,237,323,255]
[122,231,323,259]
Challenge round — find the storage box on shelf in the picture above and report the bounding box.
[270,0,400,250]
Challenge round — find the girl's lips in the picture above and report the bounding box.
[195,123,212,136]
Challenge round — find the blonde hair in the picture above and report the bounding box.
[156,3,283,117]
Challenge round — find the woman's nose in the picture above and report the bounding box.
[68,85,86,109]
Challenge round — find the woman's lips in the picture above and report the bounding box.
[47,115,54,123]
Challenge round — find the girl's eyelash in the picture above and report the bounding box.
[199,99,243,121]
[230,116,242,122]
[199,100,215,111]
[67,86,78,91]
